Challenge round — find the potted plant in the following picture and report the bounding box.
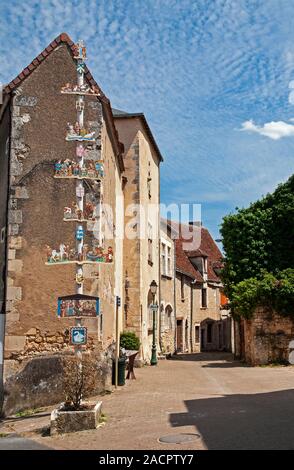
[50,355,102,435]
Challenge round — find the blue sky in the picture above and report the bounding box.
[1,0,294,239]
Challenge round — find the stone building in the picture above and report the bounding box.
[159,219,176,355]
[172,222,231,353]
[0,33,125,414]
[113,110,163,362]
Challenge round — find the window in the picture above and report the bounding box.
[207,323,212,343]
[167,246,171,276]
[181,276,185,301]
[165,305,173,330]
[161,240,172,277]
[161,242,166,275]
[148,222,153,264]
[195,325,200,343]
[147,162,152,199]
[201,288,207,308]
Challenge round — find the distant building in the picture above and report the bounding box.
[159,219,176,355]
[172,222,231,353]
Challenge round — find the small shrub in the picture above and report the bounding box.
[62,355,97,410]
[120,331,140,351]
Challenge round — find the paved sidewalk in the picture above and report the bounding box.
[1,352,294,450]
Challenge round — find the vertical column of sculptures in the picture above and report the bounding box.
[76,56,85,296]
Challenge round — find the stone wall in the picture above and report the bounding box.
[2,352,111,416]
[243,307,294,365]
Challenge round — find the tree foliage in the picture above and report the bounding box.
[230,269,294,319]
[120,331,140,351]
[220,174,294,317]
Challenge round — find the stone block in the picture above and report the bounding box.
[6,286,22,301]
[50,402,102,435]
[5,300,14,312]
[6,312,20,325]
[10,159,23,176]
[5,335,26,352]
[8,259,23,273]
[15,186,29,199]
[9,210,22,224]
[12,106,20,116]
[9,224,19,236]
[9,236,22,250]
[26,328,37,336]
[8,249,16,260]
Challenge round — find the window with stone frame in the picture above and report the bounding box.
[148,222,153,265]
[201,287,207,308]
[147,161,152,199]
[181,275,185,301]
[195,324,200,343]
[161,239,172,277]
[165,305,173,330]
[167,246,171,276]
[161,242,166,275]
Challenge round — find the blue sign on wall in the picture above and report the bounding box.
[70,326,87,345]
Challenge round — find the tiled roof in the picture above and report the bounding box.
[196,227,223,282]
[3,32,124,172]
[169,221,223,283]
[175,238,203,282]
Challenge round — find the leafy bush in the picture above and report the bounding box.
[120,331,140,351]
[62,355,97,410]
[231,269,294,319]
[221,174,294,299]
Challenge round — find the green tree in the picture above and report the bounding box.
[220,174,294,317]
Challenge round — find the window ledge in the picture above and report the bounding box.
[161,274,172,280]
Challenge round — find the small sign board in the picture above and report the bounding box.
[70,326,87,345]
[150,303,158,311]
[57,294,99,318]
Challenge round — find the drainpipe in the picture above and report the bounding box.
[190,279,196,352]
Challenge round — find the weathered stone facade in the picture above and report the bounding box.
[241,307,294,365]
[114,114,161,362]
[159,225,175,355]
[0,35,124,414]
[173,223,231,353]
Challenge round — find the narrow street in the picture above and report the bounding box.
[2,352,294,450]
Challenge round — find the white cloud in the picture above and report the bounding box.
[241,119,294,140]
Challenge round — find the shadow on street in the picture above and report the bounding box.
[169,389,294,450]
[171,352,240,364]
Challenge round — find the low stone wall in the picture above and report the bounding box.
[2,353,112,417]
[243,307,294,365]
